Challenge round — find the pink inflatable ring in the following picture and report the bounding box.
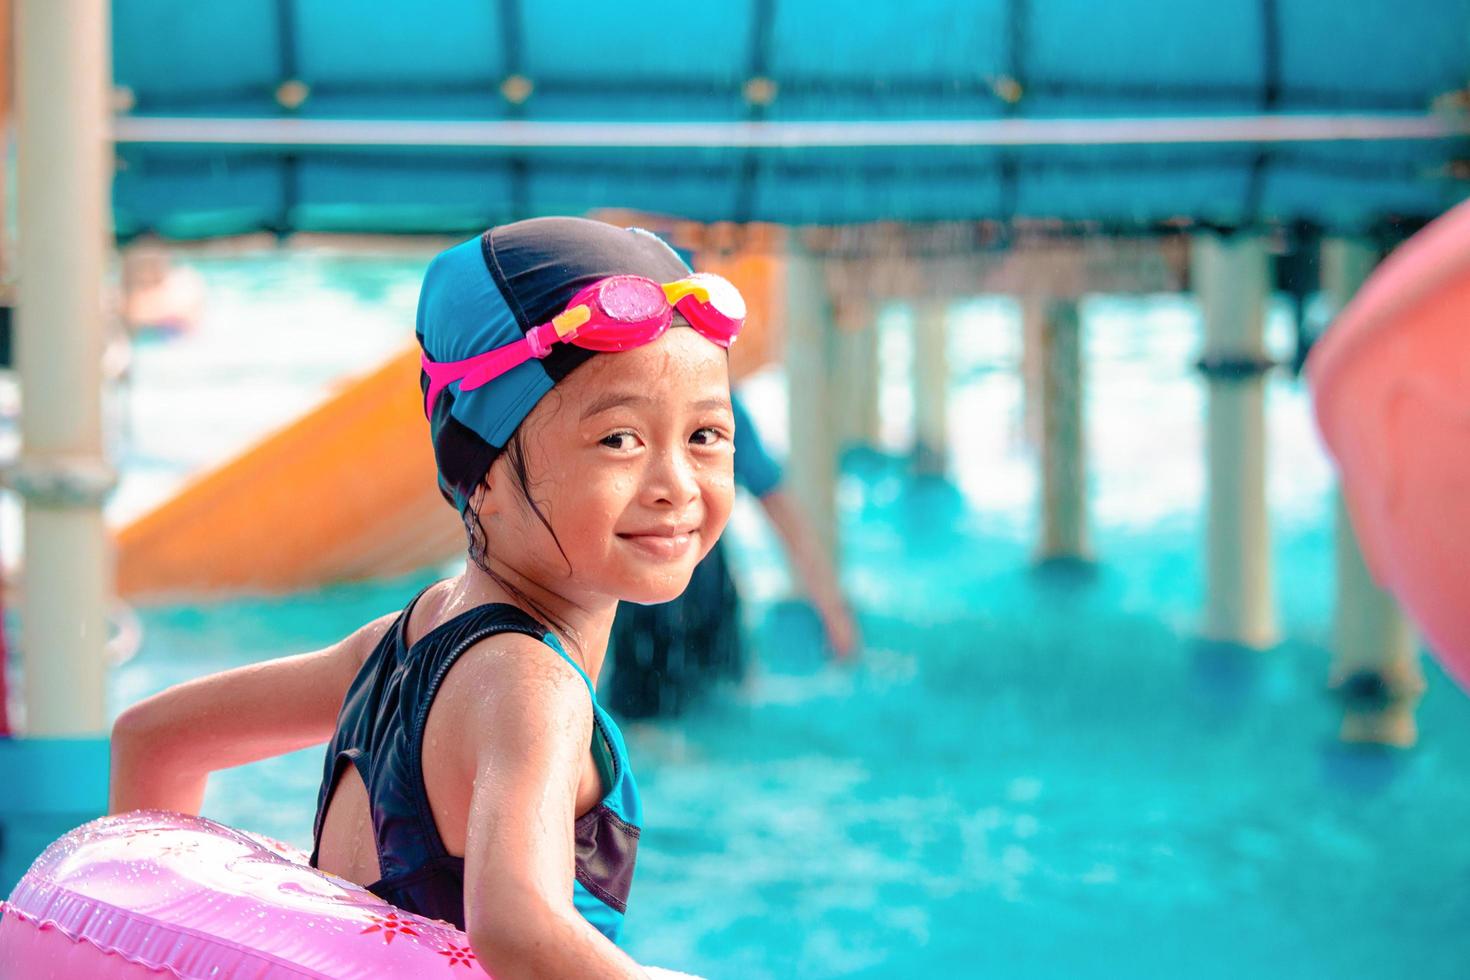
[0,810,697,979]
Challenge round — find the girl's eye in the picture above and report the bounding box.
[691,427,729,447]
[600,431,638,450]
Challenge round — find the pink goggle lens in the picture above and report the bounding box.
[597,276,669,322]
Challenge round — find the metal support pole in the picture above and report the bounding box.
[1320,237,1424,747]
[1330,494,1424,746]
[13,0,114,734]
[1034,298,1089,561]
[784,239,837,561]
[1193,233,1276,649]
[905,301,952,476]
[0,0,12,278]
[912,300,950,475]
[832,300,881,452]
[0,0,14,738]
[1020,295,1045,448]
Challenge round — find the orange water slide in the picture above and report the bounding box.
[114,253,783,601]
[114,346,464,601]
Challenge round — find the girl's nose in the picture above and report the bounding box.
[646,446,700,508]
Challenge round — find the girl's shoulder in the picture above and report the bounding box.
[341,609,402,671]
[404,581,598,752]
[430,629,598,781]
[444,628,592,714]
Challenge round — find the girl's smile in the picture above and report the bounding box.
[616,526,699,562]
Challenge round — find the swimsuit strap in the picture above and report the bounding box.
[538,629,598,700]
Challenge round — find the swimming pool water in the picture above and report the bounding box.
[99,251,1470,978]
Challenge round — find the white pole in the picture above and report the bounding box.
[1193,233,1276,649]
[912,300,950,475]
[1331,494,1424,746]
[1020,295,1046,448]
[13,0,114,735]
[1320,237,1423,746]
[1035,298,1089,561]
[832,301,881,452]
[784,239,837,561]
[0,0,11,283]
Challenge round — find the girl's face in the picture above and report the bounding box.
[480,325,737,606]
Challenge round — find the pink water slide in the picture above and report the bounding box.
[1309,199,1470,690]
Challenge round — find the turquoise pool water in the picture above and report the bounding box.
[102,251,1470,978]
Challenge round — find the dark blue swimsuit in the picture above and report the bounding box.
[309,593,643,943]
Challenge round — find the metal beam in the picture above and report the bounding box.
[113,112,1469,149]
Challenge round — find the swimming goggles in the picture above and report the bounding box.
[421,272,745,419]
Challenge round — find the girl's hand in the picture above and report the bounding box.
[816,596,861,660]
[108,612,395,815]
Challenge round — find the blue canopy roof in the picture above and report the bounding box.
[111,0,1470,238]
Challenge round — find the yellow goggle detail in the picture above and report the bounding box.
[551,305,592,337]
[661,279,711,306]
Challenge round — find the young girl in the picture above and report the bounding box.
[107,216,745,979]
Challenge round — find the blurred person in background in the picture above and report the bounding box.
[120,241,206,337]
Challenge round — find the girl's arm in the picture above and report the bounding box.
[107,613,395,815]
[446,634,649,980]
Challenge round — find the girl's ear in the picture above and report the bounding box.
[468,476,497,519]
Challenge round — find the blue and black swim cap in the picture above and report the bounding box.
[416,216,691,513]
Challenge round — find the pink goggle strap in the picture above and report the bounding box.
[420,326,550,419]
